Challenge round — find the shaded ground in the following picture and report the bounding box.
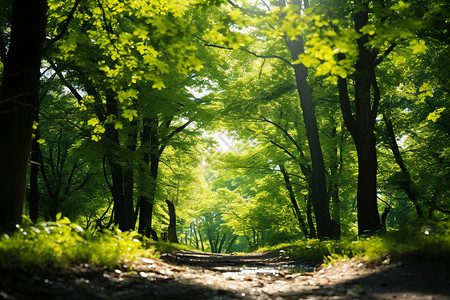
[1,250,449,299]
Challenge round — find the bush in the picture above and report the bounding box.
[0,215,157,269]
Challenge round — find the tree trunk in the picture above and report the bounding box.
[103,94,134,231]
[383,114,423,218]
[29,107,40,223]
[225,235,238,253]
[198,227,205,251]
[355,133,381,234]
[279,164,310,238]
[123,121,137,230]
[193,223,199,249]
[217,233,227,253]
[329,123,342,239]
[285,37,332,239]
[0,0,47,231]
[337,1,382,234]
[305,193,316,238]
[166,200,179,243]
[138,117,159,238]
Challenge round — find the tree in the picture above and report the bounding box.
[207,0,334,238]
[0,0,47,231]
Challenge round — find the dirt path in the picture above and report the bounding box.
[1,251,449,299]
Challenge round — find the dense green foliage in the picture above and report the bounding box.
[0,0,448,267]
[0,217,153,269]
[258,220,450,265]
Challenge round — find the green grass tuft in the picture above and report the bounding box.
[257,220,450,265]
[0,217,157,269]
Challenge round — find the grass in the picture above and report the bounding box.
[0,216,191,270]
[1,217,448,270]
[257,220,450,265]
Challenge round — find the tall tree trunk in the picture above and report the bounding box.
[0,0,47,231]
[337,1,382,234]
[166,200,179,243]
[104,95,132,231]
[138,117,161,238]
[355,133,381,234]
[279,164,310,238]
[123,121,137,230]
[284,38,332,239]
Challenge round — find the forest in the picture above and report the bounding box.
[0,0,449,285]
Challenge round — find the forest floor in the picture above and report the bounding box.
[1,250,449,299]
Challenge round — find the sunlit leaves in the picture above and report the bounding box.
[122,109,138,121]
[409,39,428,54]
[152,81,166,90]
[427,107,445,123]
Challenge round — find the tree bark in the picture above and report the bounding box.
[138,117,159,238]
[166,200,179,243]
[225,235,238,253]
[305,193,316,238]
[284,37,332,239]
[279,164,310,238]
[217,233,227,253]
[0,0,47,231]
[336,1,382,234]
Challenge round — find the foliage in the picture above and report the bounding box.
[258,220,450,266]
[0,216,157,269]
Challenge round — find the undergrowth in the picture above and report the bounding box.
[0,215,189,270]
[257,220,450,265]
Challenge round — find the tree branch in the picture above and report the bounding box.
[205,44,293,68]
[261,117,305,156]
[43,0,83,53]
[46,58,84,102]
[374,43,396,67]
[225,0,266,16]
[337,54,358,138]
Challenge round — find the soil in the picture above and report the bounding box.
[1,250,449,299]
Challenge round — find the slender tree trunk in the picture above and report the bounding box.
[193,223,199,249]
[207,227,216,253]
[29,107,41,223]
[284,38,332,239]
[225,235,238,253]
[0,0,47,231]
[279,164,310,238]
[305,193,316,238]
[198,227,205,251]
[329,123,342,239]
[217,233,227,253]
[166,200,179,243]
[123,121,137,229]
[383,114,423,218]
